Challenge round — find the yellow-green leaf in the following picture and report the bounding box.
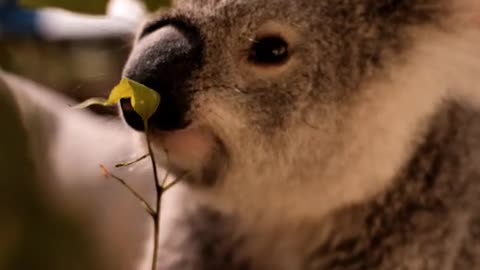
[74,78,161,123]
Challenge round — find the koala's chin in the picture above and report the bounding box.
[150,124,225,184]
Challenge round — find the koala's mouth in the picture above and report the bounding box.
[120,99,226,183]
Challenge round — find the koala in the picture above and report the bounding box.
[118,0,480,269]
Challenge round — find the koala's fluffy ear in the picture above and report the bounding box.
[171,0,198,8]
[171,0,219,8]
[170,0,183,7]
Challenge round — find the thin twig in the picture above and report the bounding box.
[115,153,150,168]
[151,207,160,270]
[99,164,155,217]
[160,170,170,188]
[163,172,188,192]
[146,131,161,188]
[160,151,170,187]
[146,130,162,270]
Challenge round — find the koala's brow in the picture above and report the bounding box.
[139,19,170,38]
[139,15,197,39]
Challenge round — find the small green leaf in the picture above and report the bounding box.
[74,78,161,123]
[73,97,110,108]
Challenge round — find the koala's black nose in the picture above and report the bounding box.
[120,21,203,131]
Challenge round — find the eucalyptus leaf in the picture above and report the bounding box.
[74,78,161,123]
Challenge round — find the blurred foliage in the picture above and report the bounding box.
[20,0,170,14]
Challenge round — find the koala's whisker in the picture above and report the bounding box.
[233,87,247,94]
[206,84,248,95]
[207,108,226,123]
[302,115,320,130]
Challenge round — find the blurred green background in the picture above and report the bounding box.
[1,0,170,114]
[21,0,168,14]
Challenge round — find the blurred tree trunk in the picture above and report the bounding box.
[0,76,104,270]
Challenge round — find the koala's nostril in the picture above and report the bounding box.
[121,21,203,131]
[120,99,144,131]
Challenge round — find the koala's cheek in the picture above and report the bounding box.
[152,127,216,173]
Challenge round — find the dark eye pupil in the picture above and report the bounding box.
[249,36,289,65]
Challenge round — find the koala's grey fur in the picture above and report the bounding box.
[123,1,480,269]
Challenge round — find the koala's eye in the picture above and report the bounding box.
[248,36,289,66]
